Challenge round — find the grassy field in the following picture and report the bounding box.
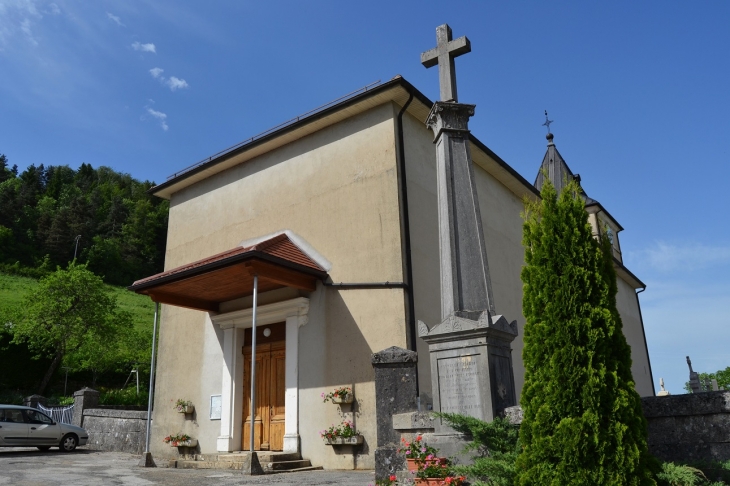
[0,271,156,331]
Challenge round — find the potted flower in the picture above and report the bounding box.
[414,455,465,486]
[163,433,197,448]
[319,420,363,445]
[174,399,194,414]
[321,386,353,404]
[398,435,438,472]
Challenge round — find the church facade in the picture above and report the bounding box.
[130,76,653,470]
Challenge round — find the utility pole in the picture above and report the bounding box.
[73,235,82,260]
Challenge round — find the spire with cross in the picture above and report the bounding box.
[421,24,471,102]
[542,110,553,134]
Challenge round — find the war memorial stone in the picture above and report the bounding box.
[417,23,518,425]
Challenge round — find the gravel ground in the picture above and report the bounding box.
[0,448,374,486]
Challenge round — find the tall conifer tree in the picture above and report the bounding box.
[515,179,656,485]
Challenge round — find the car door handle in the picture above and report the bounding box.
[31,427,37,430]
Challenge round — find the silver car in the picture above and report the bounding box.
[0,405,89,452]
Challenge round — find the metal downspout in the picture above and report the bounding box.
[396,91,416,354]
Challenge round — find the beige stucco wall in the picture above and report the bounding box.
[400,107,653,405]
[616,277,654,396]
[150,102,409,470]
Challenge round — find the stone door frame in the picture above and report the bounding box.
[211,297,309,453]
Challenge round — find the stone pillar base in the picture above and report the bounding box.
[239,452,265,476]
[138,452,156,467]
[216,435,234,452]
[374,447,405,481]
[283,434,299,453]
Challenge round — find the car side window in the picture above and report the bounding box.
[5,410,26,423]
[24,410,53,424]
[0,409,5,422]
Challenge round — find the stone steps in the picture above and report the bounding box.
[171,451,322,474]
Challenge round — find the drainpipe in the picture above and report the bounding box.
[395,91,416,354]
[635,286,656,396]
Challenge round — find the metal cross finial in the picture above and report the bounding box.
[421,24,471,102]
[542,110,553,134]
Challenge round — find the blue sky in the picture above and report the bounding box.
[1,1,728,394]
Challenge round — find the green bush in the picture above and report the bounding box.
[98,387,148,407]
[657,461,730,486]
[437,413,520,486]
[516,179,657,485]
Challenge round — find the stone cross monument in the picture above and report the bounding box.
[418,24,518,425]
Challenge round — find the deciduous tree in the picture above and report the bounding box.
[9,263,132,395]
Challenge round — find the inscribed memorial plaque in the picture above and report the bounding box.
[437,354,482,418]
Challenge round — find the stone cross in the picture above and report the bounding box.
[418,25,518,424]
[421,24,471,102]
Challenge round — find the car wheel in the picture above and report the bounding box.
[59,434,78,452]
[37,446,51,451]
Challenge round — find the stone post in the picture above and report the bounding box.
[23,394,47,409]
[72,387,99,427]
[371,346,418,482]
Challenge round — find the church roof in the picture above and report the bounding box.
[149,76,540,202]
[533,133,622,231]
[128,233,327,312]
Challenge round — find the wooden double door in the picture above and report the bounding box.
[242,323,286,451]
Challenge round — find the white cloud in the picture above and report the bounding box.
[132,41,155,53]
[19,18,36,44]
[0,0,42,47]
[628,241,730,273]
[166,76,188,91]
[148,68,189,91]
[46,3,59,15]
[106,12,124,27]
[146,107,168,131]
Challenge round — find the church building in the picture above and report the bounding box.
[130,71,653,470]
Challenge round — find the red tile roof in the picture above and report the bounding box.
[130,233,325,289]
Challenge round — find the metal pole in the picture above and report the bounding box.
[135,369,139,395]
[144,302,159,454]
[73,235,81,260]
[248,275,258,453]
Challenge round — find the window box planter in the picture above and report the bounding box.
[170,439,197,448]
[324,435,363,446]
[331,394,354,404]
[178,405,194,414]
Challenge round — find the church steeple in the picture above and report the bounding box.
[534,115,581,195]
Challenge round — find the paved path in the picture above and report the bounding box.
[0,448,374,485]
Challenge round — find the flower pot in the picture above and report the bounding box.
[414,479,449,486]
[170,439,197,448]
[407,458,420,472]
[331,394,354,404]
[324,435,363,445]
[177,405,194,414]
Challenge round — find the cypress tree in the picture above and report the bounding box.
[515,178,656,485]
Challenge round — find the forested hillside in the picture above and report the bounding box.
[0,154,167,401]
[0,154,168,285]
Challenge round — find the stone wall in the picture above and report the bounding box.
[642,391,730,462]
[82,408,149,455]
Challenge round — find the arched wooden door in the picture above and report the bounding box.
[242,323,286,451]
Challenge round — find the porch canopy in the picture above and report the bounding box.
[128,233,328,312]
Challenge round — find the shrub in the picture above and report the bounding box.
[516,179,657,485]
[438,412,520,486]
